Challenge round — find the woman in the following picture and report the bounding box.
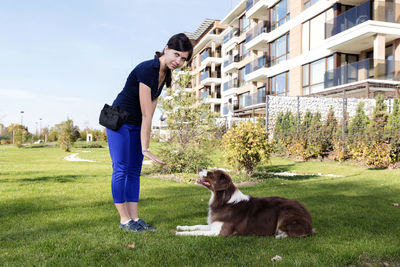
[106,33,193,232]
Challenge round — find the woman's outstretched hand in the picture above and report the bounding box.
[142,150,166,165]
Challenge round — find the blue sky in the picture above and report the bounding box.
[0,0,241,133]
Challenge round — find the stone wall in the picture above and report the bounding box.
[266,95,392,132]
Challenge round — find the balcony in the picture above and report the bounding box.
[238,91,266,110]
[223,79,240,92]
[223,54,241,73]
[200,71,222,86]
[201,90,222,104]
[325,0,400,53]
[246,0,268,20]
[200,50,223,67]
[324,59,400,90]
[245,22,268,52]
[245,56,268,82]
[223,28,239,44]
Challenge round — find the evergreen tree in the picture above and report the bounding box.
[367,94,388,143]
[322,106,338,152]
[348,102,369,144]
[385,98,400,162]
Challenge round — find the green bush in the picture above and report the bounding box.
[152,143,211,174]
[223,121,273,175]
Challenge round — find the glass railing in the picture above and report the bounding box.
[246,21,267,43]
[324,58,398,89]
[223,54,241,67]
[223,79,239,91]
[200,71,221,81]
[246,0,260,11]
[201,50,210,62]
[238,90,266,109]
[223,28,239,44]
[200,91,209,100]
[245,56,267,75]
[223,105,229,115]
[325,0,399,39]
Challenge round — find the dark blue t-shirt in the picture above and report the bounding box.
[112,54,165,125]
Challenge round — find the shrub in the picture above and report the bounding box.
[152,143,211,174]
[364,142,391,168]
[222,121,273,175]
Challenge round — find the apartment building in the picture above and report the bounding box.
[187,19,226,114]
[188,0,400,119]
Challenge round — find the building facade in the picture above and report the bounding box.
[188,0,400,120]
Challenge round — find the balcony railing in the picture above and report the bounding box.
[324,58,398,89]
[245,56,267,75]
[246,21,267,43]
[200,71,222,81]
[246,0,260,11]
[238,91,266,109]
[223,54,241,67]
[325,0,398,39]
[201,91,209,100]
[201,50,222,62]
[223,28,239,44]
[201,50,209,62]
[223,79,240,91]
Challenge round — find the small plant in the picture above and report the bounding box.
[223,121,273,175]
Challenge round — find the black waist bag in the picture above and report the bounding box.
[99,104,129,131]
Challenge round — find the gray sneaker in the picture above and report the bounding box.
[119,220,145,232]
[137,219,156,231]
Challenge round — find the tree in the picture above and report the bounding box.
[348,102,369,144]
[154,67,219,173]
[6,124,29,148]
[322,106,338,152]
[57,119,80,152]
[385,98,400,162]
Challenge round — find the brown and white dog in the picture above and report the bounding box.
[176,169,314,238]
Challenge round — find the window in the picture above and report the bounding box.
[271,0,290,31]
[302,56,334,95]
[270,33,289,66]
[257,86,266,104]
[304,0,319,9]
[239,41,250,59]
[239,92,250,108]
[270,72,290,96]
[238,67,246,87]
[239,15,250,35]
[302,9,334,52]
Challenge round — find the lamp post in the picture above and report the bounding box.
[20,111,24,126]
[39,118,42,137]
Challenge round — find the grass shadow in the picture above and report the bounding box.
[20,174,90,183]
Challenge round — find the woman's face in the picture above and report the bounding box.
[164,46,189,70]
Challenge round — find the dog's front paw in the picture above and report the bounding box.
[176,225,188,231]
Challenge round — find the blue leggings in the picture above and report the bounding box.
[107,124,143,203]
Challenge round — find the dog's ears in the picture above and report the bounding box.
[214,173,230,191]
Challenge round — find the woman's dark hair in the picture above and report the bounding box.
[156,33,193,87]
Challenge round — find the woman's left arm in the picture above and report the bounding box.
[139,82,165,164]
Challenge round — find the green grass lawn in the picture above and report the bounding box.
[1,143,400,266]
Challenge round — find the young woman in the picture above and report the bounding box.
[106,33,193,232]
